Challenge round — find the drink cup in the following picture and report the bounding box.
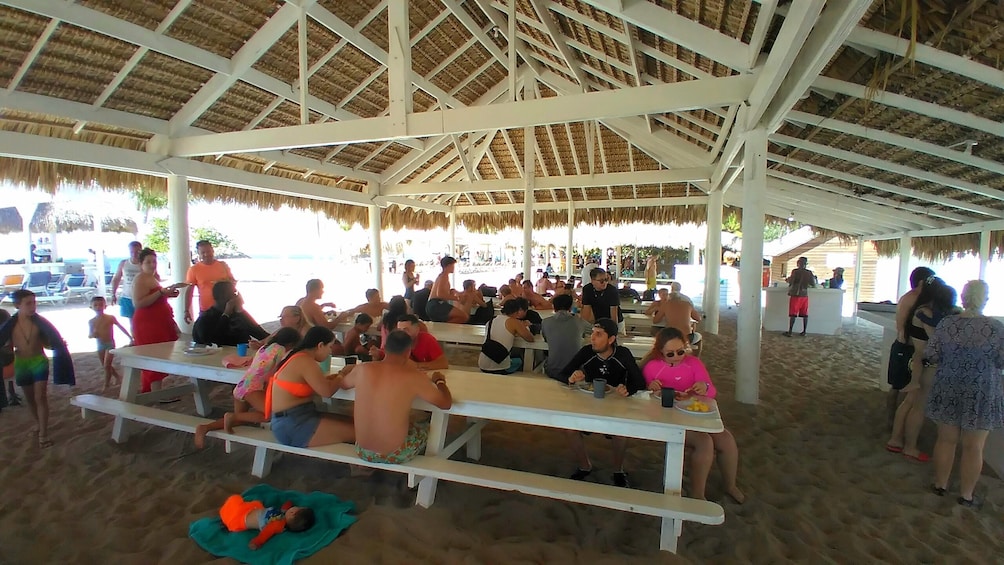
[661,388,675,408]
[236,343,249,356]
[319,355,332,374]
[593,378,607,399]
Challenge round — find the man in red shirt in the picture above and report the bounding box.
[396,314,449,370]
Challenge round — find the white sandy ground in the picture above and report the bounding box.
[0,310,1001,564]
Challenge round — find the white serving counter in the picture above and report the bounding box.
[763,287,844,335]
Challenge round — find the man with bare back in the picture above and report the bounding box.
[426,256,470,323]
[296,279,350,329]
[341,329,452,464]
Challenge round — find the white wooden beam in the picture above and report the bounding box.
[451,135,478,181]
[812,76,1003,139]
[441,0,508,67]
[747,0,777,69]
[170,75,753,156]
[456,195,707,214]
[387,0,412,134]
[846,26,1004,91]
[767,178,937,230]
[576,0,750,71]
[767,153,1001,218]
[746,0,824,128]
[785,110,1004,178]
[767,169,969,224]
[297,7,309,125]
[869,219,1004,240]
[170,3,307,131]
[772,133,1004,202]
[759,0,872,129]
[528,0,588,88]
[5,18,60,93]
[384,167,711,195]
[564,122,582,175]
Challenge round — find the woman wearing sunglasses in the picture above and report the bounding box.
[639,327,745,504]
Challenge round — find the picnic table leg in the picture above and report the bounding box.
[659,439,686,552]
[112,365,141,443]
[524,349,535,372]
[465,417,482,461]
[191,378,214,417]
[415,411,449,508]
[252,446,275,478]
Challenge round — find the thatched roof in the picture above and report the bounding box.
[0,207,23,234]
[0,0,1000,252]
[28,202,138,235]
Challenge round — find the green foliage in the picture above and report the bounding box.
[145,217,170,253]
[722,212,742,235]
[143,219,242,256]
[721,212,799,242]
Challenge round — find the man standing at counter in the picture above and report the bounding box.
[783,257,816,337]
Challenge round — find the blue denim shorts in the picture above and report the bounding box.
[119,296,136,318]
[270,402,321,448]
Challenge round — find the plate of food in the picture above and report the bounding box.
[650,389,692,401]
[674,397,718,415]
[576,381,614,394]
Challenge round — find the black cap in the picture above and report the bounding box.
[593,318,618,339]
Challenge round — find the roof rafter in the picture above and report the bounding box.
[768,177,941,229]
[456,195,707,214]
[383,168,711,196]
[6,18,60,93]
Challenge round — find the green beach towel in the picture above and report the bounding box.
[189,484,357,565]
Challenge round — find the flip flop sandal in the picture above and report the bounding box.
[903,452,930,462]
[885,444,903,453]
[957,496,982,509]
[930,484,946,496]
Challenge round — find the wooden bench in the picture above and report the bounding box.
[70,394,723,529]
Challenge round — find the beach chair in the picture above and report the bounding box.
[62,274,95,303]
[0,273,24,304]
[21,271,66,305]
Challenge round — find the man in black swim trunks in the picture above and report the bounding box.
[426,256,469,323]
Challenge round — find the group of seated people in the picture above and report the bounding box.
[186,258,740,502]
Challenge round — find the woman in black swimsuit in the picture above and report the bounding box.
[887,278,958,461]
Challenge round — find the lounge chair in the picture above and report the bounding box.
[62,274,95,303]
[0,273,25,303]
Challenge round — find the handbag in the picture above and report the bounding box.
[480,317,511,364]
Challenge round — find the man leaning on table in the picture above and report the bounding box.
[554,318,645,488]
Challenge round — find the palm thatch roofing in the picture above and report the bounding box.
[0,206,23,234]
[27,202,138,234]
[0,0,1000,255]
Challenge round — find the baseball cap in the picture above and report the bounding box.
[593,318,619,339]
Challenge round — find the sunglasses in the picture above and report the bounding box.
[663,349,687,358]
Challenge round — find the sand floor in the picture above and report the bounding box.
[1,310,1001,564]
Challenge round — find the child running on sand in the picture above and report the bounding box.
[218,494,314,550]
[88,296,132,391]
[194,327,302,449]
[0,290,75,447]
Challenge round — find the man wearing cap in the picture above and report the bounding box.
[427,256,470,323]
[554,318,646,488]
[783,257,816,337]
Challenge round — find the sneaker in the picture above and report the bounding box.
[612,472,630,488]
[570,467,592,481]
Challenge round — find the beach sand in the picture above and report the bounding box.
[1,310,1002,564]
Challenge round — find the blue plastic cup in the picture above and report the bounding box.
[236,343,249,356]
[319,355,332,374]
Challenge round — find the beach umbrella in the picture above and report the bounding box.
[0,207,23,234]
[29,202,138,235]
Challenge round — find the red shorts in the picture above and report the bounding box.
[788,296,809,317]
[219,495,263,532]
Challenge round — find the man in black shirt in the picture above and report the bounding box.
[580,268,624,335]
[411,280,434,321]
[192,281,268,346]
[555,318,645,488]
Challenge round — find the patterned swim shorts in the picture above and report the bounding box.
[355,420,430,465]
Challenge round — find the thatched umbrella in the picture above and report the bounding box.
[0,207,23,235]
[29,202,138,235]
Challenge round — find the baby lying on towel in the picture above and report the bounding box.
[219,495,314,550]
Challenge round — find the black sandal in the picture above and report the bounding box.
[930,484,946,496]
[570,467,592,481]
[957,496,982,509]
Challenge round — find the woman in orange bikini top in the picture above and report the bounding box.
[266,326,355,449]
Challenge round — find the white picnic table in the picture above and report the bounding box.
[100,341,724,552]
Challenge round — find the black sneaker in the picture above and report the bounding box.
[570,467,592,481]
[612,472,630,488]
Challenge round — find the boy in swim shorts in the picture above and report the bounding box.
[4,291,57,446]
[218,494,315,550]
[88,296,132,391]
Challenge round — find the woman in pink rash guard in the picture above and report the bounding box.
[640,327,745,504]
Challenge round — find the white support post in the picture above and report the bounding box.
[297,8,309,125]
[689,243,698,265]
[566,202,574,279]
[736,128,766,405]
[449,208,457,287]
[615,246,622,282]
[522,84,535,280]
[897,235,911,297]
[854,236,864,309]
[703,190,723,334]
[167,175,190,332]
[17,203,34,267]
[369,205,383,295]
[92,216,106,298]
[979,230,991,280]
[387,0,411,135]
